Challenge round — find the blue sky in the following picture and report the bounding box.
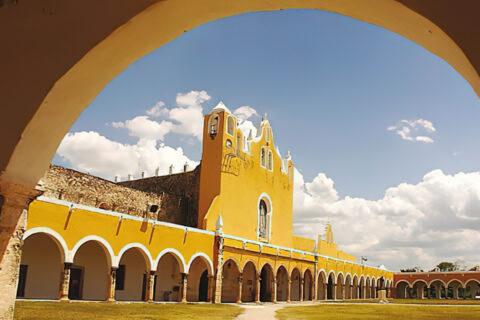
[54,9,480,270]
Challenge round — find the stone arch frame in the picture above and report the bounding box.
[259,263,275,302]
[241,260,258,303]
[23,227,68,263]
[154,248,187,273]
[208,113,220,137]
[446,279,466,288]
[69,235,115,266]
[395,280,411,299]
[352,274,359,299]
[276,265,290,302]
[359,275,365,299]
[412,279,428,288]
[115,243,154,271]
[187,252,214,275]
[427,279,447,288]
[317,269,327,300]
[336,271,345,285]
[396,279,412,289]
[464,279,480,298]
[242,260,258,274]
[336,272,345,299]
[345,273,353,285]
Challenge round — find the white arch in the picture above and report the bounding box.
[396,279,412,288]
[446,279,466,288]
[69,235,115,264]
[371,277,376,287]
[352,274,359,286]
[336,271,345,285]
[186,252,214,275]
[242,259,258,274]
[115,243,154,271]
[155,248,187,273]
[411,279,429,287]
[327,270,336,284]
[23,227,69,262]
[345,272,353,285]
[317,269,327,281]
[428,279,447,288]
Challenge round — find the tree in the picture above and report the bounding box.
[431,262,455,272]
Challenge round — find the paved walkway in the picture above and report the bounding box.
[236,303,312,320]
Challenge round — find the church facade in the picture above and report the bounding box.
[17,103,392,303]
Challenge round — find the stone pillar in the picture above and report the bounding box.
[332,284,337,300]
[214,236,224,304]
[323,284,328,300]
[181,273,188,303]
[255,276,261,303]
[236,274,243,304]
[453,286,459,299]
[0,184,41,320]
[273,276,277,303]
[208,275,216,302]
[147,271,155,302]
[287,279,291,302]
[108,267,117,301]
[435,285,442,299]
[350,286,353,300]
[416,285,424,299]
[300,278,304,302]
[59,262,73,300]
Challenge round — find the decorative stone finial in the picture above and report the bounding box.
[216,214,224,235]
[262,113,268,121]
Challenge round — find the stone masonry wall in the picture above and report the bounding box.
[40,165,163,220]
[117,165,200,227]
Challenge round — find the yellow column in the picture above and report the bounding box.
[287,279,291,302]
[256,275,261,303]
[300,278,304,302]
[208,275,216,302]
[273,276,277,303]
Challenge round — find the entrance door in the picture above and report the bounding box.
[68,268,83,300]
[199,270,209,301]
[260,268,271,302]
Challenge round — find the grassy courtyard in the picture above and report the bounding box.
[276,304,480,320]
[392,298,480,305]
[14,301,243,320]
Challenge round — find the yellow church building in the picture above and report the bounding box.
[17,103,393,304]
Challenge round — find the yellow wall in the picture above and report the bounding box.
[199,108,294,247]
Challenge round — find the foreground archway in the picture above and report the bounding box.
[290,268,301,301]
[303,269,313,301]
[327,273,335,300]
[17,233,64,299]
[317,271,327,300]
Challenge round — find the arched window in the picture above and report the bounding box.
[208,115,219,138]
[260,147,266,168]
[258,196,271,241]
[226,116,235,136]
[267,151,273,171]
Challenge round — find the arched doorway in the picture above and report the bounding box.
[365,278,371,299]
[465,280,479,299]
[154,252,183,302]
[242,262,257,302]
[327,273,335,300]
[116,248,150,301]
[303,269,313,301]
[396,281,410,299]
[371,278,376,299]
[429,280,446,299]
[412,280,427,299]
[276,266,288,302]
[290,268,301,301]
[359,277,365,299]
[187,255,211,302]
[352,275,359,299]
[71,240,111,301]
[221,259,240,303]
[345,274,352,299]
[17,233,64,299]
[446,280,463,299]
[336,273,344,300]
[317,271,327,300]
[260,264,274,302]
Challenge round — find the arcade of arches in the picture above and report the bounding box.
[393,272,480,300]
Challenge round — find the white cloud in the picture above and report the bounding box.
[234,106,259,120]
[111,121,124,128]
[124,116,173,141]
[293,169,480,271]
[56,131,198,180]
[146,101,168,117]
[388,118,436,143]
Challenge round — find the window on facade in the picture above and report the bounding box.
[115,265,126,290]
[227,116,235,136]
[258,200,268,239]
[260,147,266,167]
[209,115,219,137]
[268,151,273,171]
